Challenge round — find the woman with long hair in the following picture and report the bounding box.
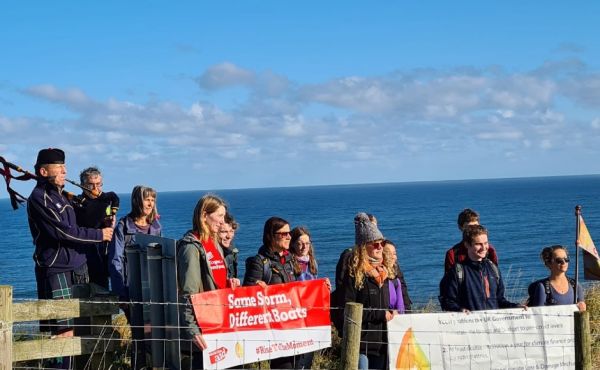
[529,245,586,311]
[382,240,411,313]
[109,185,161,302]
[177,194,239,369]
[290,226,318,281]
[343,212,396,370]
[244,216,297,368]
[289,226,331,369]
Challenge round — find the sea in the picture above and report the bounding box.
[2,175,600,306]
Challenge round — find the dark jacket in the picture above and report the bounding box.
[74,191,120,288]
[74,191,120,228]
[243,245,296,286]
[27,179,103,275]
[444,240,499,272]
[439,258,518,312]
[223,244,239,279]
[176,231,220,339]
[343,273,390,357]
[108,215,162,300]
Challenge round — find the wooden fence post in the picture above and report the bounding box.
[340,302,363,370]
[0,286,13,370]
[574,310,591,370]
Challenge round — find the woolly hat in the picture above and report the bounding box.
[35,148,65,168]
[354,212,384,246]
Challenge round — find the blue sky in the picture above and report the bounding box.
[2,2,600,196]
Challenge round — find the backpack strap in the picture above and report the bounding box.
[542,278,554,305]
[455,263,464,285]
[485,259,500,283]
[122,218,134,246]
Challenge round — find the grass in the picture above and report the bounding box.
[585,282,600,365]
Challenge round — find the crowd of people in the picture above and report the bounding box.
[26,148,586,370]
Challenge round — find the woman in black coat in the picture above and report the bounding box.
[343,212,397,370]
[243,216,297,368]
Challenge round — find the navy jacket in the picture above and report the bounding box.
[27,179,103,274]
[108,215,161,300]
[439,258,518,311]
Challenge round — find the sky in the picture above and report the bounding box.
[2,1,600,197]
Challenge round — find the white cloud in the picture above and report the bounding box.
[477,131,523,140]
[197,62,255,90]
[25,85,93,110]
[5,57,600,193]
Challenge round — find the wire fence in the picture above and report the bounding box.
[5,294,597,370]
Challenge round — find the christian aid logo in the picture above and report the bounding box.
[209,347,228,364]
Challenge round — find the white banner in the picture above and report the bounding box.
[388,305,578,370]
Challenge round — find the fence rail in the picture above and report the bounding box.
[1,285,119,369]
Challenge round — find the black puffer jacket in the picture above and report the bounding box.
[343,273,390,357]
[243,245,296,286]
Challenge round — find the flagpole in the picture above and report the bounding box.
[575,205,581,304]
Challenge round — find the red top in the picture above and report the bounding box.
[202,237,228,289]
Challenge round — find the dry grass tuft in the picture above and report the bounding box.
[585,283,600,366]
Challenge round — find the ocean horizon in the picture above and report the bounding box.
[2,174,600,305]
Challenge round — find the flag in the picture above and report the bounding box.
[577,215,600,280]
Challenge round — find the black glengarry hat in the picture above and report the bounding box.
[35,148,65,168]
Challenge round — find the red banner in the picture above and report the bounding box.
[190,279,331,368]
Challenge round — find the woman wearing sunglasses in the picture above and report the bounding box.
[529,245,586,311]
[243,216,297,368]
[343,212,396,370]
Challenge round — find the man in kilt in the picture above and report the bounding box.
[27,149,114,350]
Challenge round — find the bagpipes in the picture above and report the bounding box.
[0,156,101,210]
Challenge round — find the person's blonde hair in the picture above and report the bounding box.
[347,243,391,290]
[192,194,227,241]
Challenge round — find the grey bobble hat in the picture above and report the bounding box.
[354,212,384,246]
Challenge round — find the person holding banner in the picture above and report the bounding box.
[176,194,240,369]
[244,216,297,369]
[529,245,586,311]
[343,212,396,370]
[439,224,521,312]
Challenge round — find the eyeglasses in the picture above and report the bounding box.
[368,241,384,249]
[86,182,103,189]
[554,257,570,265]
[275,231,291,238]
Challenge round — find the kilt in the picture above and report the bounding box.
[35,263,89,334]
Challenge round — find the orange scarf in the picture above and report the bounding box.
[363,260,388,287]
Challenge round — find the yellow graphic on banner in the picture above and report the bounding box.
[395,327,431,370]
